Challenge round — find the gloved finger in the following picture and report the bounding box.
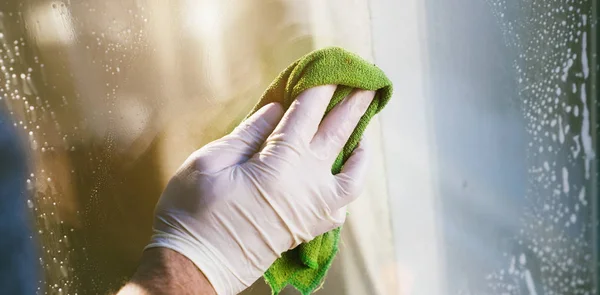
[232,102,285,150]
[330,207,347,229]
[195,102,284,173]
[270,85,336,144]
[310,90,374,162]
[329,139,369,210]
[310,207,347,237]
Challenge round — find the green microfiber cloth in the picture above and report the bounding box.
[246,47,393,295]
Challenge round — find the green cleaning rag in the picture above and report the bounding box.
[246,47,393,295]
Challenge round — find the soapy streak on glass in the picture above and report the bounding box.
[482,0,597,294]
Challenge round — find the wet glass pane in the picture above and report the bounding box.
[422,0,598,294]
[0,0,597,294]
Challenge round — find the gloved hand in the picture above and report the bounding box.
[146,85,374,295]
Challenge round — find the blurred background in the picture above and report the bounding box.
[0,0,597,294]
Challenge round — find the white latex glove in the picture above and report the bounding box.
[146,85,374,295]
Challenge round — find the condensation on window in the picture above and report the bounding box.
[0,1,160,293]
[5,3,143,295]
[483,0,597,294]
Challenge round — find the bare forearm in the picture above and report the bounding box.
[117,248,217,295]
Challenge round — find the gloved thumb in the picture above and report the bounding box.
[195,103,284,173]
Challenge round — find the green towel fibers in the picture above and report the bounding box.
[246,47,393,295]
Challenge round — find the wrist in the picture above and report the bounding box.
[127,248,217,295]
[147,226,252,294]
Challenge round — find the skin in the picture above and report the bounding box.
[117,248,217,295]
[117,86,374,295]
